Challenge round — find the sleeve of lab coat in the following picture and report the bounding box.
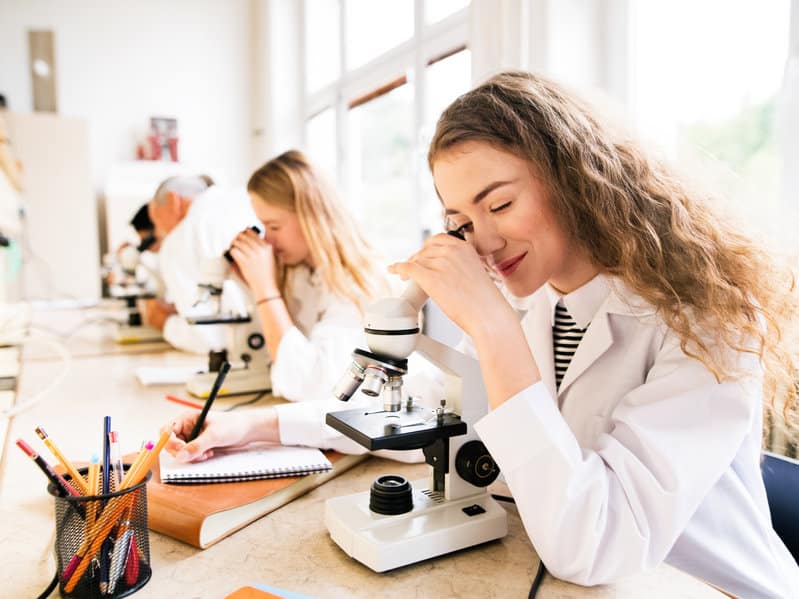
[474,330,760,586]
[268,298,366,402]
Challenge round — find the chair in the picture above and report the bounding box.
[761,451,799,563]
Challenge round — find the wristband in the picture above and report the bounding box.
[255,295,282,306]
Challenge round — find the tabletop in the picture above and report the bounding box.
[0,305,725,599]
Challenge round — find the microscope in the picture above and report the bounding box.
[184,250,271,398]
[324,281,508,572]
[106,238,164,344]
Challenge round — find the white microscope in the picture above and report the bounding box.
[106,241,164,344]
[184,249,271,398]
[324,281,508,572]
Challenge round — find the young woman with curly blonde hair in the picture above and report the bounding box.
[389,71,799,598]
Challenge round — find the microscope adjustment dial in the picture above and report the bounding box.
[455,440,500,487]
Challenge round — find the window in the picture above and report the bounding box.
[306,107,337,183]
[630,0,792,235]
[349,80,416,259]
[305,0,341,93]
[302,0,471,261]
[344,0,414,70]
[426,0,470,25]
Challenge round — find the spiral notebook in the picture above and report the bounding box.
[159,444,333,484]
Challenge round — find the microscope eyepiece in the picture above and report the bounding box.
[224,225,263,263]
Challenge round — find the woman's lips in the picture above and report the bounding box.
[494,252,527,276]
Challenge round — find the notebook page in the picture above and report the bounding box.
[160,444,332,483]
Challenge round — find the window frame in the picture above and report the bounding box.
[302,0,470,232]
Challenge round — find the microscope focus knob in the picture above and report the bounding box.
[455,440,500,487]
[247,332,265,350]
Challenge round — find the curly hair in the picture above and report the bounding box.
[247,150,389,312]
[428,70,799,437]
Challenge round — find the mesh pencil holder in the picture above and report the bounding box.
[47,466,152,598]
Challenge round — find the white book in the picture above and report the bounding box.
[159,444,333,484]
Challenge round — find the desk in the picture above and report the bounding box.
[0,309,724,598]
[22,302,173,361]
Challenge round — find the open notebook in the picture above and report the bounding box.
[159,444,333,484]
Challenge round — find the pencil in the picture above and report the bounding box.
[64,431,169,592]
[15,438,80,497]
[86,456,100,537]
[165,394,204,409]
[34,426,89,494]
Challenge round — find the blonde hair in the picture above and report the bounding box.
[247,150,388,312]
[429,70,799,434]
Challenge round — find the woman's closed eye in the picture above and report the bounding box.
[489,201,512,213]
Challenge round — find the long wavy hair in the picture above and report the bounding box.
[429,70,799,435]
[247,150,388,312]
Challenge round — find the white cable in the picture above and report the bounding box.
[0,307,73,420]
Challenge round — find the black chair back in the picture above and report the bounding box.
[762,451,799,563]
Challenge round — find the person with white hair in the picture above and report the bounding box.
[146,174,259,353]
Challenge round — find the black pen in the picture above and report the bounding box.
[188,361,231,441]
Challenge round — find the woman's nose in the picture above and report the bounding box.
[472,224,505,258]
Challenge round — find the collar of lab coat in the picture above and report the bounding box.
[524,273,657,399]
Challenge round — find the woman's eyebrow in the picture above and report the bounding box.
[444,179,516,215]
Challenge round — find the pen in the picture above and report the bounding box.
[165,394,204,410]
[100,416,112,594]
[16,438,80,497]
[188,361,231,441]
[108,431,125,491]
[34,426,89,494]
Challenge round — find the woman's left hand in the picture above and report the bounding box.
[228,228,279,300]
[389,233,515,341]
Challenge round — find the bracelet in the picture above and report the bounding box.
[255,295,282,306]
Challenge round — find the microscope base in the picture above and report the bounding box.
[186,367,271,398]
[115,325,163,344]
[325,480,507,572]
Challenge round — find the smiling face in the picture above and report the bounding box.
[248,193,312,267]
[433,141,598,296]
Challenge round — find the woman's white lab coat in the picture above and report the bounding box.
[474,274,799,599]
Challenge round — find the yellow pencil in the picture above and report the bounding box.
[34,426,89,494]
[86,457,100,534]
[119,441,153,490]
[126,430,170,488]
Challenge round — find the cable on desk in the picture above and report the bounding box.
[1,328,72,420]
[37,571,58,598]
[222,390,271,411]
[29,315,122,339]
[491,493,547,599]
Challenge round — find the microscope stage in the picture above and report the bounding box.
[115,324,163,344]
[326,406,467,451]
[186,367,271,398]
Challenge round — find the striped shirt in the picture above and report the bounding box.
[553,302,589,389]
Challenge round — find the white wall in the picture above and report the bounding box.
[0,0,253,190]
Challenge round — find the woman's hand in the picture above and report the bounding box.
[228,228,279,301]
[161,408,279,462]
[390,234,541,409]
[389,233,515,341]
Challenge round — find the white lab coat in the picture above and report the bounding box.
[158,185,258,353]
[473,274,799,598]
[273,265,436,461]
